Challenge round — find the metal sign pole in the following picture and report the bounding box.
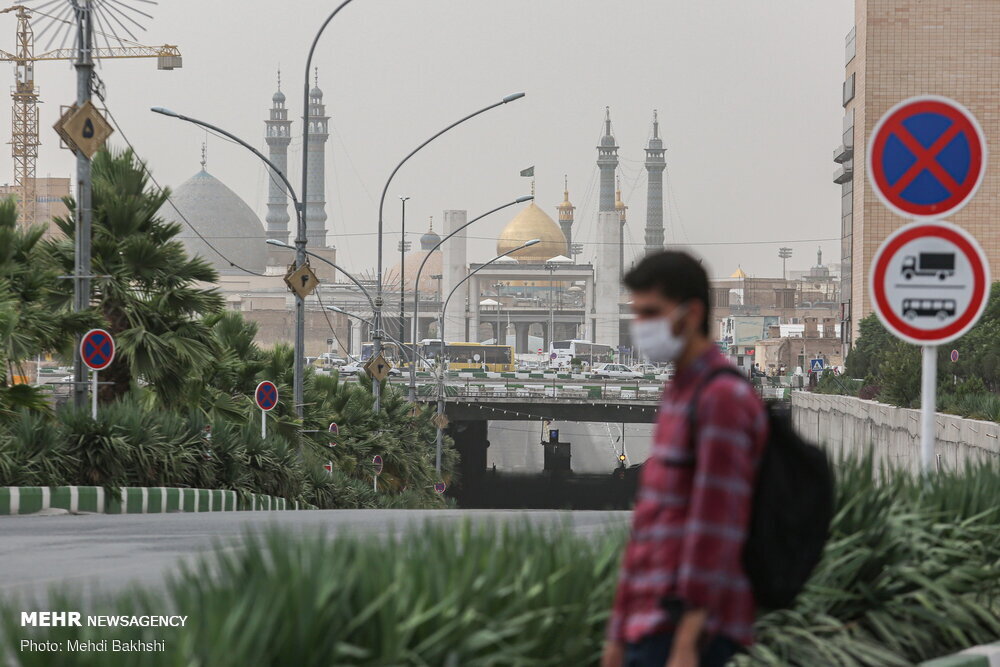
[261,409,266,439]
[72,2,94,410]
[91,370,97,420]
[920,345,937,473]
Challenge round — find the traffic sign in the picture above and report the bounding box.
[951,349,960,363]
[869,220,990,346]
[432,413,449,430]
[372,455,383,475]
[323,461,333,473]
[283,263,320,299]
[809,358,825,372]
[433,482,446,494]
[80,329,115,371]
[254,381,279,412]
[364,352,392,382]
[54,101,114,159]
[868,96,987,220]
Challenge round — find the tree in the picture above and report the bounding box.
[48,148,224,406]
[845,314,894,379]
[0,199,93,417]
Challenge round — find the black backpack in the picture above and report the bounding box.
[689,367,834,610]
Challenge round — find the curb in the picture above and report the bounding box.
[920,642,1000,667]
[0,486,310,515]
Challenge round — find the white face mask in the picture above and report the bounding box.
[630,306,688,364]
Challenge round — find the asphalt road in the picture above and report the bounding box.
[487,420,655,473]
[0,509,629,600]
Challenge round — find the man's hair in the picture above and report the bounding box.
[623,250,711,336]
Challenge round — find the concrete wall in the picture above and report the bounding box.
[792,392,1000,474]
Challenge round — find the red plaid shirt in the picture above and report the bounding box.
[608,346,767,646]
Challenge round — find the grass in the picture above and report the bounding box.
[2,457,999,666]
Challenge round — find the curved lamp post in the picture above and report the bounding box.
[371,93,526,413]
[408,195,533,401]
[266,239,374,311]
[433,238,540,473]
[152,106,310,418]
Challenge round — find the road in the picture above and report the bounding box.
[0,510,628,600]
[487,420,655,473]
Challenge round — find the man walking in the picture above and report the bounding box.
[602,251,768,667]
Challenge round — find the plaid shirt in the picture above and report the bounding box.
[608,346,767,646]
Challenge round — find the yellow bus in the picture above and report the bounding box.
[421,340,515,372]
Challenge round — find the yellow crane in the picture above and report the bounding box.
[0,5,181,225]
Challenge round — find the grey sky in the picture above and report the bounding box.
[15,0,852,279]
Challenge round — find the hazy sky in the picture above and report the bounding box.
[15,0,853,279]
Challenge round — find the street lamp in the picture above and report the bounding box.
[408,195,534,401]
[779,247,793,280]
[433,239,540,473]
[152,107,310,418]
[373,93,526,413]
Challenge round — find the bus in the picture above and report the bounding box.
[359,342,404,364]
[549,340,614,368]
[420,340,515,372]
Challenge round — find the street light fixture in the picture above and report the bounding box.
[372,93,527,414]
[408,195,534,401]
[152,107,310,418]
[778,247,793,281]
[433,239,540,473]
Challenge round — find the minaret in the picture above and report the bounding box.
[556,175,575,258]
[597,107,619,213]
[615,176,628,274]
[644,110,666,255]
[305,67,330,247]
[264,69,292,244]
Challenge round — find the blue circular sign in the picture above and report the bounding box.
[868,96,987,220]
[80,328,115,371]
[254,381,278,412]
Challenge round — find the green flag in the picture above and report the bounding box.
[519,166,534,177]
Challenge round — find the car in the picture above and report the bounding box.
[589,363,644,380]
[319,353,347,367]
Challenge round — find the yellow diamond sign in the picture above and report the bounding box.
[283,264,320,299]
[54,101,113,159]
[364,352,392,382]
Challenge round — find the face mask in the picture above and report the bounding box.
[630,306,688,363]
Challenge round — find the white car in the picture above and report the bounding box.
[589,363,644,380]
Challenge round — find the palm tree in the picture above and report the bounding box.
[47,148,224,406]
[0,198,92,417]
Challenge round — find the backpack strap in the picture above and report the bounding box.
[687,366,749,451]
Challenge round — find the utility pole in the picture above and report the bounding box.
[399,196,409,349]
[72,1,93,410]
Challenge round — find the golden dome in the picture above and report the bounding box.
[730,267,747,279]
[497,202,567,262]
[387,249,442,294]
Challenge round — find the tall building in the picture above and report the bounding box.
[264,71,292,244]
[597,107,619,214]
[305,69,330,248]
[835,1,1000,349]
[556,176,575,255]
[644,110,666,255]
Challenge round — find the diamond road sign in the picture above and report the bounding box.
[364,352,392,382]
[54,101,114,159]
[283,264,319,299]
[432,413,449,430]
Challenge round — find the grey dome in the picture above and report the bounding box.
[272,89,286,103]
[419,228,441,250]
[160,170,267,276]
[310,86,323,99]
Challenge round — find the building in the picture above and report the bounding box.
[644,110,666,255]
[835,1,1000,351]
[264,71,292,245]
[0,176,70,235]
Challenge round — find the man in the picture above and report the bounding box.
[602,251,768,667]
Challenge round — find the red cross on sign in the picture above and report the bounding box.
[867,96,987,220]
[80,329,115,371]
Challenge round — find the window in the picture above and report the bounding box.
[842,73,856,107]
[845,26,856,65]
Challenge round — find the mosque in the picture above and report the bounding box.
[163,76,837,363]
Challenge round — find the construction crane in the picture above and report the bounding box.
[0,5,181,226]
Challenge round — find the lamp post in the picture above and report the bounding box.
[434,239,540,473]
[398,196,410,352]
[153,107,308,417]
[778,247,793,281]
[408,196,533,401]
[374,93,526,414]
